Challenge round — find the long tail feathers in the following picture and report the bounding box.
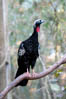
[15,68,28,86]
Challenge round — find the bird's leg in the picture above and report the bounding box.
[27,68,31,77]
[32,69,38,77]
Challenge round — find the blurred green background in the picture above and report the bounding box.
[8,0,66,99]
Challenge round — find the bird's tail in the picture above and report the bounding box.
[15,67,28,86]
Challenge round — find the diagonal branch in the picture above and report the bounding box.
[0,55,66,99]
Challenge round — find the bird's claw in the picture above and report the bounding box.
[27,71,31,77]
[32,72,38,77]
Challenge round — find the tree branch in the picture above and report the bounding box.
[0,55,66,99]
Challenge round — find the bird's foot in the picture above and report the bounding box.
[32,72,38,77]
[32,69,38,77]
[27,68,31,77]
[27,72,31,77]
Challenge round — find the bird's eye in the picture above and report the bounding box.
[40,20,41,22]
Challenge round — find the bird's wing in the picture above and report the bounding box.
[18,43,26,57]
[23,39,33,54]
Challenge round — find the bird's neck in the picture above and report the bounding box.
[34,26,40,33]
[32,26,40,36]
[31,30,38,44]
[32,30,38,38]
[31,26,40,43]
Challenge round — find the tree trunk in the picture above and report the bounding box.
[0,0,6,92]
[0,0,12,99]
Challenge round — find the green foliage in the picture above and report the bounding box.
[54,69,63,77]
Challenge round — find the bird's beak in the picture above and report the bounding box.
[40,20,45,24]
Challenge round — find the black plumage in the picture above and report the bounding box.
[15,19,44,86]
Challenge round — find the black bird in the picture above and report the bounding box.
[15,19,45,86]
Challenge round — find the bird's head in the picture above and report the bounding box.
[33,19,45,32]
